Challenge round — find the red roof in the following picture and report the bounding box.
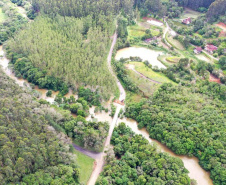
[195,47,202,52]
[182,17,191,24]
[206,44,218,51]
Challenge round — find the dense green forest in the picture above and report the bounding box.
[0,68,80,184]
[125,83,226,185]
[175,0,215,10]
[0,0,28,44]
[6,14,117,99]
[97,123,192,185]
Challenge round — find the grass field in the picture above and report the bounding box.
[129,62,176,84]
[128,25,146,37]
[180,8,202,19]
[166,33,185,50]
[74,150,94,184]
[128,24,160,38]
[166,56,181,63]
[0,8,6,23]
[126,68,160,97]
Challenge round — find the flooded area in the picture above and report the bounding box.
[1,44,213,185]
[117,117,213,185]
[115,47,166,69]
[0,46,77,104]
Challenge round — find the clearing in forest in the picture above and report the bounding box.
[180,8,202,19]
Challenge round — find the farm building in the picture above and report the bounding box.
[194,47,202,54]
[182,17,191,25]
[205,44,218,54]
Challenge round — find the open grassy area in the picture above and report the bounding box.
[166,56,181,63]
[180,8,202,19]
[0,8,6,23]
[128,25,146,37]
[129,62,176,84]
[126,68,160,97]
[74,150,94,184]
[166,33,185,50]
[128,24,160,38]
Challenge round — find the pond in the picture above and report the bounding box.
[115,47,166,69]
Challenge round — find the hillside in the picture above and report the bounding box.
[0,68,80,184]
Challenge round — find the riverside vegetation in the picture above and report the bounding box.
[1,0,226,184]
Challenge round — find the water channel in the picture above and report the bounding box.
[0,44,213,185]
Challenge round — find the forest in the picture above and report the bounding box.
[0,68,80,184]
[97,123,192,185]
[125,83,226,185]
[6,14,118,99]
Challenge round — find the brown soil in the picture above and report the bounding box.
[142,17,163,23]
[209,74,221,84]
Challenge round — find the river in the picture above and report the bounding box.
[115,46,166,69]
[0,37,213,185]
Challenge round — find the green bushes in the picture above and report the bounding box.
[125,83,226,185]
[11,55,69,95]
[97,123,191,185]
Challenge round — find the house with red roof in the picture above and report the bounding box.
[205,44,218,54]
[194,47,202,54]
[182,17,191,25]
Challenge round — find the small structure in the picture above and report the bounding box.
[144,36,158,43]
[194,47,202,54]
[182,17,191,25]
[205,44,218,54]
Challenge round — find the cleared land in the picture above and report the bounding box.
[166,56,181,63]
[74,150,94,184]
[0,8,6,23]
[128,62,175,84]
[166,33,185,50]
[128,24,160,39]
[126,68,160,97]
[180,8,202,19]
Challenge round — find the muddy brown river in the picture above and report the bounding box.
[0,45,213,185]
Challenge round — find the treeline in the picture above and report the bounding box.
[125,83,226,185]
[32,0,134,19]
[207,0,226,21]
[7,15,118,99]
[97,123,192,185]
[175,0,215,10]
[0,0,28,44]
[0,68,80,184]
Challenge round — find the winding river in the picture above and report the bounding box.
[0,37,213,185]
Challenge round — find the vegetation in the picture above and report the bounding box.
[0,68,80,184]
[0,8,6,23]
[97,123,191,185]
[0,0,28,44]
[73,150,94,184]
[131,62,175,83]
[7,15,118,99]
[125,82,226,185]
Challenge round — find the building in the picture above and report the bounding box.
[182,17,191,25]
[194,47,202,54]
[205,44,218,54]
